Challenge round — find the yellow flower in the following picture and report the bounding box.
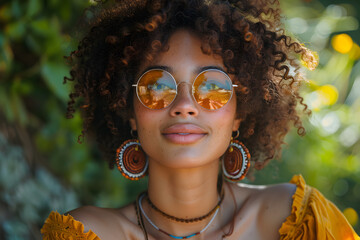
[332,34,354,54]
[343,208,359,226]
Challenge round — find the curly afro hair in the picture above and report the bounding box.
[65,0,318,170]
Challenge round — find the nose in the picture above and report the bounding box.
[169,82,199,117]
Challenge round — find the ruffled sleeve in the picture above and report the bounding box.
[279,175,360,240]
[41,211,101,240]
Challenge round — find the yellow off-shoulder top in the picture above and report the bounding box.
[41,211,100,240]
[41,175,360,240]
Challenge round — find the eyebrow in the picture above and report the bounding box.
[196,65,226,73]
[140,65,227,76]
[142,65,172,74]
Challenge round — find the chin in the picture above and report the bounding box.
[150,150,223,169]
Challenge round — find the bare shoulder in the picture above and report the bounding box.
[68,206,109,230]
[230,181,296,237]
[67,206,118,233]
[253,182,297,223]
[234,181,296,204]
[67,204,137,239]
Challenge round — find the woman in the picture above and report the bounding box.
[41,0,359,239]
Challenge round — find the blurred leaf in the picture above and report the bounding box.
[35,133,53,153]
[0,4,12,21]
[0,35,14,75]
[45,37,63,58]
[27,0,42,18]
[3,219,29,239]
[10,91,28,126]
[0,88,14,122]
[40,61,71,102]
[334,16,359,32]
[11,78,32,95]
[58,1,72,22]
[10,0,22,19]
[30,19,52,37]
[4,21,26,41]
[25,35,42,55]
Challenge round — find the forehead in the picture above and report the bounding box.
[139,29,225,75]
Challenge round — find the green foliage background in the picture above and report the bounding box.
[0,0,359,239]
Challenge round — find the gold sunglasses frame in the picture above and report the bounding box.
[132,68,238,110]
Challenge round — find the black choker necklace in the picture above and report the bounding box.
[145,191,225,223]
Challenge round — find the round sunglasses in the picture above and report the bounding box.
[132,68,237,110]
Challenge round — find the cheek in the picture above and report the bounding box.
[133,101,164,148]
[133,101,152,137]
[219,96,237,129]
[207,100,238,149]
[211,112,235,143]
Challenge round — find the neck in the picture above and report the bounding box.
[145,158,220,235]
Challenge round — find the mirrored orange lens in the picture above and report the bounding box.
[137,70,177,109]
[193,70,232,110]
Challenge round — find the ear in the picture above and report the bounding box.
[232,118,241,131]
[129,118,137,131]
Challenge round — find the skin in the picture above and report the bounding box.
[69,29,296,240]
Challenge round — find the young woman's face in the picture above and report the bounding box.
[130,29,241,169]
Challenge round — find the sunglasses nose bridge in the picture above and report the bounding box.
[171,81,196,104]
[168,81,199,116]
[176,81,192,87]
[176,81,194,97]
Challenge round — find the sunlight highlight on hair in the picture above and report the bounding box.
[301,48,319,71]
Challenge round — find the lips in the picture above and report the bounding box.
[161,124,207,144]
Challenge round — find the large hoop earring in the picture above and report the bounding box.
[116,138,148,181]
[222,132,250,182]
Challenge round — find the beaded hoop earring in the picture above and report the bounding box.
[116,138,148,181]
[222,131,251,182]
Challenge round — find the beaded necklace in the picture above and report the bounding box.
[138,193,220,239]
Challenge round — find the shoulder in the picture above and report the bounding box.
[232,180,296,216]
[67,204,138,239]
[245,182,296,224]
[67,206,113,232]
[255,182,297,223]
[228,180,297,238]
